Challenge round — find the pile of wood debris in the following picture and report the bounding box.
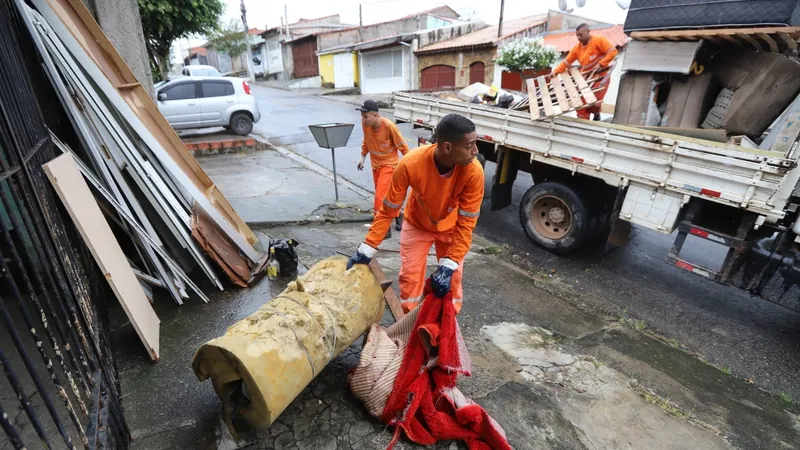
[13,0,267,360]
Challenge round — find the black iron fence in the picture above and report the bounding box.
[0,0,129,448]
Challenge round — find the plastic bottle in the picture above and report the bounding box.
[267,247,280,280]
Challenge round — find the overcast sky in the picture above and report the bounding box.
[174,0,628,59]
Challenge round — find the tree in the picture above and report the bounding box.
[209,20,247,61]
[495,38,559,74]
[138,0,224,81]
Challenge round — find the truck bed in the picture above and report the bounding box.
[393,91,798,224]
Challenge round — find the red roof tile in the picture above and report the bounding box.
[415,15,548,54]
[543,24,628,53]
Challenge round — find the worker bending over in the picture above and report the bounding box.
[348,114,484,314]
[553,23,618,121]
[357,100,408,237]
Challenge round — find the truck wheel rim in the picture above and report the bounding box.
[530,195,572,240]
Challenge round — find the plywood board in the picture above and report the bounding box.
[43,153,160,361]
[537,76,555,117]
[621,40,702,74]
[36,0,260,258]
[526,78,540,120]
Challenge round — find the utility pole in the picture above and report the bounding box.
[497,0,505,38]
[284,5,292,40]
[240,0,255,81]
[358,4,363,41]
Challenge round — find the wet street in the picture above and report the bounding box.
[248,84,800,399]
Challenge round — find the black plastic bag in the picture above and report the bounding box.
[269,238,300,277]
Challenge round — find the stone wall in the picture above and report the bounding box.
[417,46,498,87]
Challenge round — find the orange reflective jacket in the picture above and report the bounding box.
[364,144,484,263]
[361,118,409,170]
[554,35,618,75]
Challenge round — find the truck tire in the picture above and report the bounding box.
[519,181,589,254]
[230,113,253,136]
[476,153,486,169]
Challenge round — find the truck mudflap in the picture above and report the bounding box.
[491,147,521,211]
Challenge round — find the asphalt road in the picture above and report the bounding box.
[250,84,800,398]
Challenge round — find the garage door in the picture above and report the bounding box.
[333,52,355,88]
[421,65,456,89]
[292,38,319,78]
[361,48,405,95]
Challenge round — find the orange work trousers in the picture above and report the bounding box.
[398,219,463,314]
[372,166,395,212]
[577,70,610,120]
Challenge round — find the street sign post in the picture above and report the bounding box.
[308,123,355,201]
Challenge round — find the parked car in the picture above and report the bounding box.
[181,65,221,77]
[156,76,261,136]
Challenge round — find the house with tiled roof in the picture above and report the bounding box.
[412,10,611,90]
[183,46,208,66]
[315,6,463,91]
[414,15,549,89]
[256,14,355,81]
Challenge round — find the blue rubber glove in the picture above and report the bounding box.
[430,258,459,298]
[347,243,377,269]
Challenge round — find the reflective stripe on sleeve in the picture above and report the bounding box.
[383,199,402,209]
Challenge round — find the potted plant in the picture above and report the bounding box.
[496,37,560,91]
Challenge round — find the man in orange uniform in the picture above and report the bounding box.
[357,100,409,237]
[553,23,618,121]
[347,114,483,314]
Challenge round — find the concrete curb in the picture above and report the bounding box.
[183,137,259,156]
[250,132,374,201]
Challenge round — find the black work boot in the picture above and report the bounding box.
[395,214,403,231]
[385,228,392,239]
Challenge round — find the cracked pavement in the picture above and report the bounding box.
[109,142,800,449]
[112,221,800,450]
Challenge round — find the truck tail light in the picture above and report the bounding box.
[242,80,251,95]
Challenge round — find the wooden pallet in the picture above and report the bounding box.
[525,68,598,120]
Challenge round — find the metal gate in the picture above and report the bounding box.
[421,65,456,89]
[292,37,319,78]
[469,62,485,85]
[0,0,129,448]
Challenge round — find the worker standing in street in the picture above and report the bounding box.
[347,114,484,314]
[357,100,408,238]
[553,23,618,121]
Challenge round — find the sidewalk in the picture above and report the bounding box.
[253,79,393,110]
[193,146,372,226]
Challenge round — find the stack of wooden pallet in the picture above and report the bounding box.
[524,68,599,120]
